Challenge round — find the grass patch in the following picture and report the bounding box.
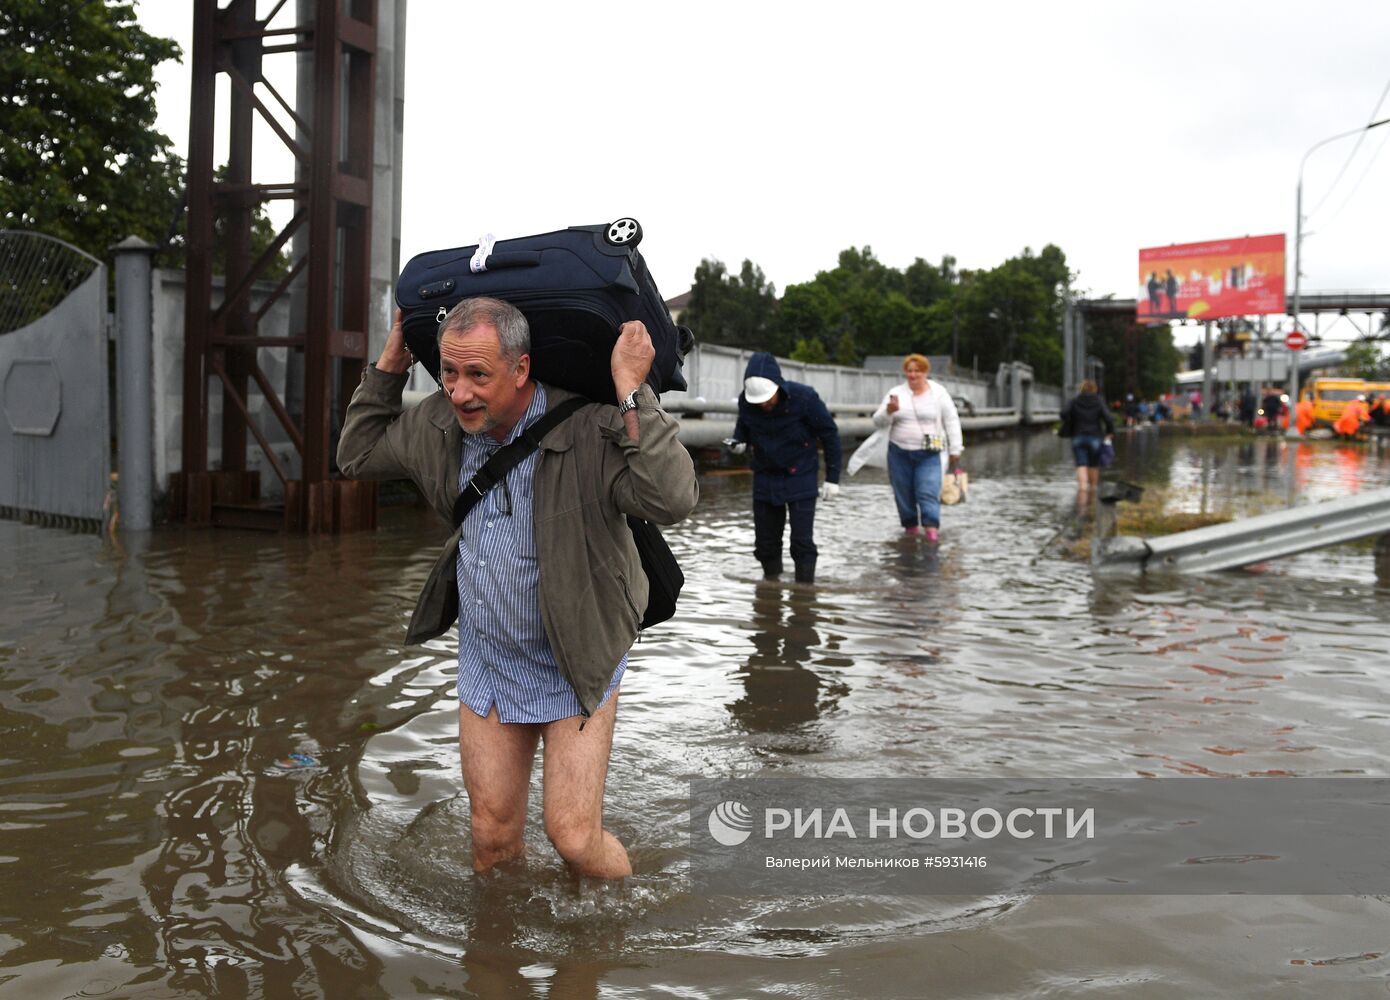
[1058,487,1235,562]
[1115,495,1233,536]
[1155,421,1258,438]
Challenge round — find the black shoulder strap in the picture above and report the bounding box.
[451,396,589,529]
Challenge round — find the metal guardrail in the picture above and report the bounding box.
[1094,486,1390,575]
[398,392,1060,448]
[674,407,1058,447]
[675,417,878,448]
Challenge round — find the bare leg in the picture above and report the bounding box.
[1088,466,1101,492]
[458,705,541,872]
[1075,465,1090,493]
[540,689,631,879]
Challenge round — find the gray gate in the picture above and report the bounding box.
[0,231,109,527]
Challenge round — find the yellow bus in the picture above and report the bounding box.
[1299,378,1390,426]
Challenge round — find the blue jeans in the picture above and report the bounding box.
[1071,435,1103,467]
[887,443,943,529]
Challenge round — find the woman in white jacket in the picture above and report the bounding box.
[871,354,963,541]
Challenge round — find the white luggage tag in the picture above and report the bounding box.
[470,233,496,273]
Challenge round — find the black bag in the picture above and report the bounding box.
[625,516,682,629]
[397,219,694,406]
[451,398,683,630]
[1057,406,1074,438]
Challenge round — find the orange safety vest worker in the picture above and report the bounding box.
[1333,398,1369,437]
[1295,398,1315,435]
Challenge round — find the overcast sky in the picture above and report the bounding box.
[138,1,1390,344]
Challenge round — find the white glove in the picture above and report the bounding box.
[819,482,840,501]
[722,438,747,455]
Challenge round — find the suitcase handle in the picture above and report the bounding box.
[474,251,541,271]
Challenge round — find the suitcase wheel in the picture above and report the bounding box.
[605,217,642,247]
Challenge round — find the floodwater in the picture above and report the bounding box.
[2,427,1389,999]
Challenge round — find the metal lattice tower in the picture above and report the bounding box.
[178,0,378,532]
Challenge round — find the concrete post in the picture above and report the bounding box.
[1202,322,1213,421]
[1078,310,1092,391]
[370,0,407,370]
[112,236,157,531]
[1062,298,1075,400]
[1073,302,1085,397]
[394,0,407,274]
[286,0,314,425]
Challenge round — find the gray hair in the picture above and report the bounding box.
[437,296,530,365]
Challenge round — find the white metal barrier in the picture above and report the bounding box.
[1095,486,1390,574]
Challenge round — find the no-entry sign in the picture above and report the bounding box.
[1285,330,1308,351]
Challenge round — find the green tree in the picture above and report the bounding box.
[832,330,858,367]
[949,246,1071,385]
[904,254,957,308]
[1342,340,1390,380]
[683,241,1126,389]
[789,336,828,364]
[1,2,288,279]
[0,1,184,259]
[779,281,838,349]
[1082,308,1182,400]
[842,287,935,361]
[779,246,936,362]
[824,246,905,299]
[681,257,780,352]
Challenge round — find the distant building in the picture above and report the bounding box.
[664,289,692,325]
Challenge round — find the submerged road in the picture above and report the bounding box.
[1,428,1388,997]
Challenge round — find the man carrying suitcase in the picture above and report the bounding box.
[339,297,698,879]
[727,352,842,583]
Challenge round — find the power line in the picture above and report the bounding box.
[1317,123,1390,233]
[1307,71,1390,220]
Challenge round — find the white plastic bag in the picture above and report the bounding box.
[847,429,888,475]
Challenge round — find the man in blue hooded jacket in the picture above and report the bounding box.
[727,352,842,583]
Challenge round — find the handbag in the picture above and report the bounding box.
[451,397,683,629]
[1099,438,1115,468]
[940,468,969,506]
[625,517,682,627]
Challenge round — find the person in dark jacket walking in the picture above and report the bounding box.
[728,353,842,583]
[1061,379,1115,496]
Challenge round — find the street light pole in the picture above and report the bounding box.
[1288,116,1390,438]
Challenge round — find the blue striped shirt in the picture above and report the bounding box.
[455,383,625,723]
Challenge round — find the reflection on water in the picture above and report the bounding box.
[2,429,1389,998]
[729,583,849,738]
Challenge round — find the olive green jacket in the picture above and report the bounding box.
[337,366,698,716]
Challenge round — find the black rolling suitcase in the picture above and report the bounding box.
[395,218,693,406]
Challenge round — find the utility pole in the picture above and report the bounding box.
[1288,116,1390,438]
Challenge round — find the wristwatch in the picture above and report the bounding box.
[617,387,640,415]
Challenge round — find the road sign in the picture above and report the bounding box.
[1285,330,1308,351]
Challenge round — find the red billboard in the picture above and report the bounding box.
[1137,234,1285,321]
